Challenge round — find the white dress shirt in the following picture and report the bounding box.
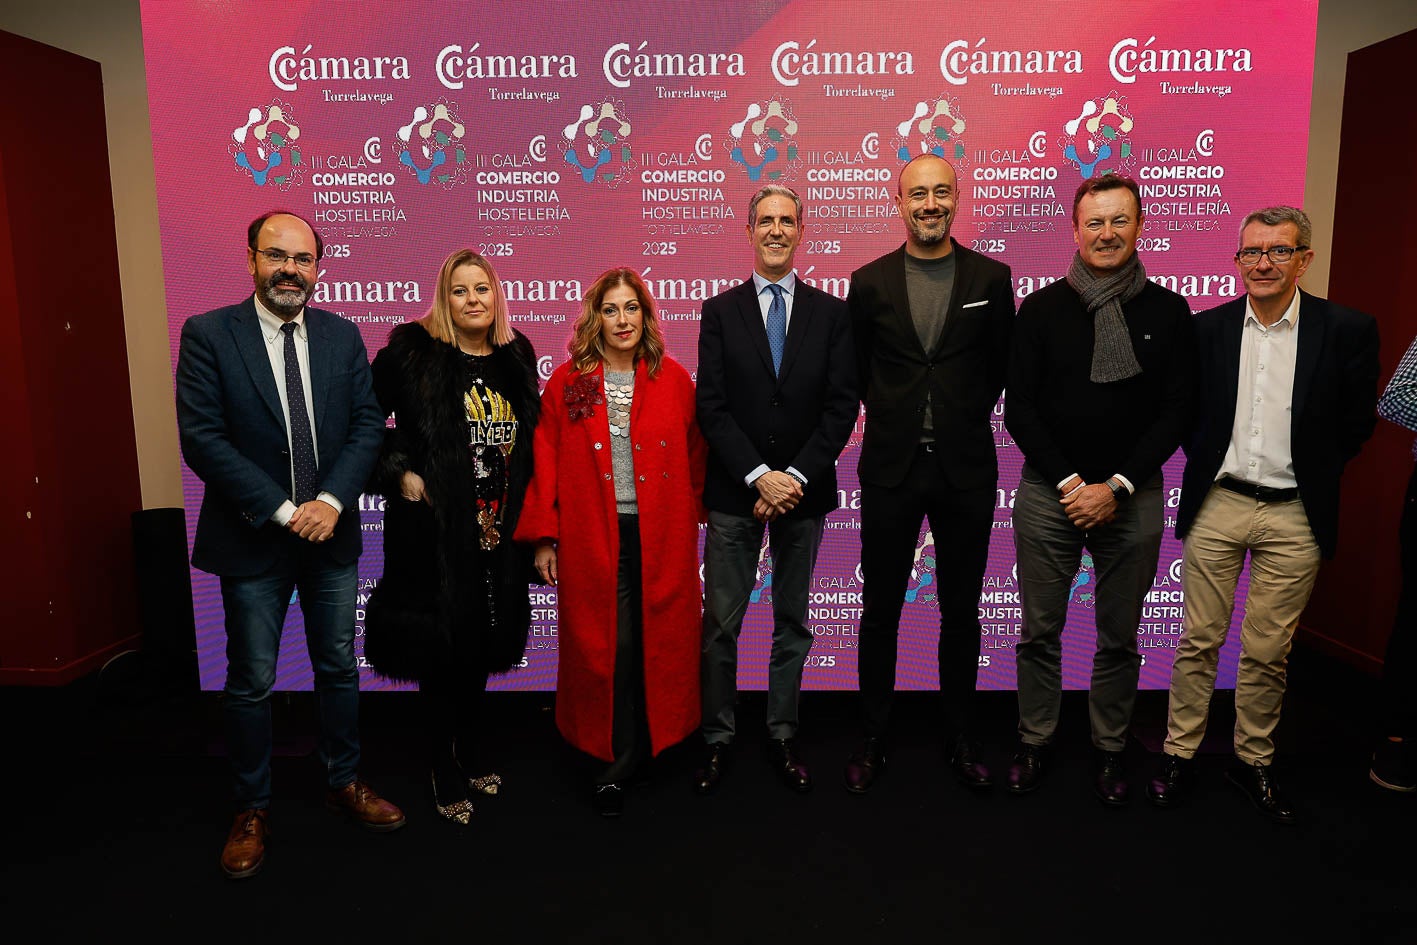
[252,294,343,523]
[1218,289,1302,488]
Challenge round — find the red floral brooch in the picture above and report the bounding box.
[565,373,604,421]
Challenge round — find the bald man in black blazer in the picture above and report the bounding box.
[845,155,1015,794]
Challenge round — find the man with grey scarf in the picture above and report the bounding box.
[1003,173,1196,807]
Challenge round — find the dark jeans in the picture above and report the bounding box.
[220,554,360,809]
[1381,463,1417,739]
[857,445,995,741]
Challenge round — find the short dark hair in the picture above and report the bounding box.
[1071,173,1142,224]
[247,209,323,261]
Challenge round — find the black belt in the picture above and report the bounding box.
[1215,477,1299,503]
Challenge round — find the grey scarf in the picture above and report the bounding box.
[1066,250,1147,383]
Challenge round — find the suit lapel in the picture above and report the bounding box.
[305,308,334,434]
[932,242,971,356]
[231,298,285,426]
[778,278,813,386]
[1292,290,1324,422]
[882,247,925,358]
[737,277,777,380]
[1217,299,1245,435]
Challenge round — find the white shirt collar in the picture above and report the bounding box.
[253,292,306,338]
[1243,288,1301,331]
[752,270,797,296]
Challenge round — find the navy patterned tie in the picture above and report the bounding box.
[766,283,786,376]
[281,322,319,505]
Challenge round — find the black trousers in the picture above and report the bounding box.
[599,513,649,785]
[1381,463,1417,739]
[857,445,995,740]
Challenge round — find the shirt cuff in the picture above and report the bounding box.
[271,500,297,526]
[1057,473,1082,494]
[745,464,771,487]
[786,466,807,486]
[317,492,344,514]
[1111,474,1136,495]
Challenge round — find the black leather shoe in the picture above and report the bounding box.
[593,782,624,817]
[769,738,812,793]
[1147,753,1193,808]
[1094,750,1129,807]
[1225,760,1297,825]
[843,738,886,794]
[1007,743,1046,795]
[948,737,993,791]
[693,743,729,795]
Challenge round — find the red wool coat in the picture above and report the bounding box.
[515,357,707,762]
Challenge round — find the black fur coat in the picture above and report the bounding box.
[363,322,540,681]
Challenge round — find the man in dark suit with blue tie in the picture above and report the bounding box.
[176,210,404,880]
[694,185,858,794]
[843,155,1015,794]
[1148,206,1378,823]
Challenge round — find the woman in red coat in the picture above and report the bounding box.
[515,267,706,816]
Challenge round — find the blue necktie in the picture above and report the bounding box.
[766,283,786,376]
[281,322,319,505]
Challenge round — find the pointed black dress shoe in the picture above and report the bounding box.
[694,743,729,795]
[1094,750,1129,807]
[769,738,813,793]
[843,738,886,794]
[1226,759,1296,825]
[948,737,993,791]
[593,782,625,817]
[1147,753,1193,808]
[1007,743,1046,795]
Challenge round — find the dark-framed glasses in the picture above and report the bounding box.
[1235,246,1307,266]
[256,248,318,270]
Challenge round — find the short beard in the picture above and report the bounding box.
[907,215,949,246]
[261,273,310,317]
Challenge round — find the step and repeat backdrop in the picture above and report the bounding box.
[142,1,1319,692]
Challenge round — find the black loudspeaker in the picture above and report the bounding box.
[100,508,199,704]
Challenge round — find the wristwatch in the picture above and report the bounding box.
[1106,478,1128,501]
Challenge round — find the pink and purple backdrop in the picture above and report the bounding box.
[140,0,1319,692]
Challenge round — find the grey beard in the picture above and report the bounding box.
[262,282,308,316]
[908,218,949,245]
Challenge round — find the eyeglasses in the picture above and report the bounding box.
[1235,246,1308,266]
[255,248,318,270]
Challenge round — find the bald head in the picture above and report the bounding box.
[895,155,958,258]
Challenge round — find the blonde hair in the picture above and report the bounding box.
[418,249,514,347]
[569,268,665,377]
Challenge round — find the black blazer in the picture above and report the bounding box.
[696,275,858,518]
[1177,291,1379,559]
[175,298,384,576]
[849,241,1014,489]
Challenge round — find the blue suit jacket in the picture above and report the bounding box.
[176,297,383,576]
[1177,290,1379,559]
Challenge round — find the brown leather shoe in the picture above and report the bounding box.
[325,780,406,831]
[220,809,268,879]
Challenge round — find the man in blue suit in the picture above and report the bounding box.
[694,185,858,794]
[1148,206,1379,823]
[176,210,404,880]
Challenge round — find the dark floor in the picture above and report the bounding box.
[3,641,1414,943]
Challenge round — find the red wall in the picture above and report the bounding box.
[1302,28,1417,672]
[0,30,142,683]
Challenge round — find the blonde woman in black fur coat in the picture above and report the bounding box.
[364,249,540,825]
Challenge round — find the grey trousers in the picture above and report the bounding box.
[1012,466,1163,752]
[700,509,825,743]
